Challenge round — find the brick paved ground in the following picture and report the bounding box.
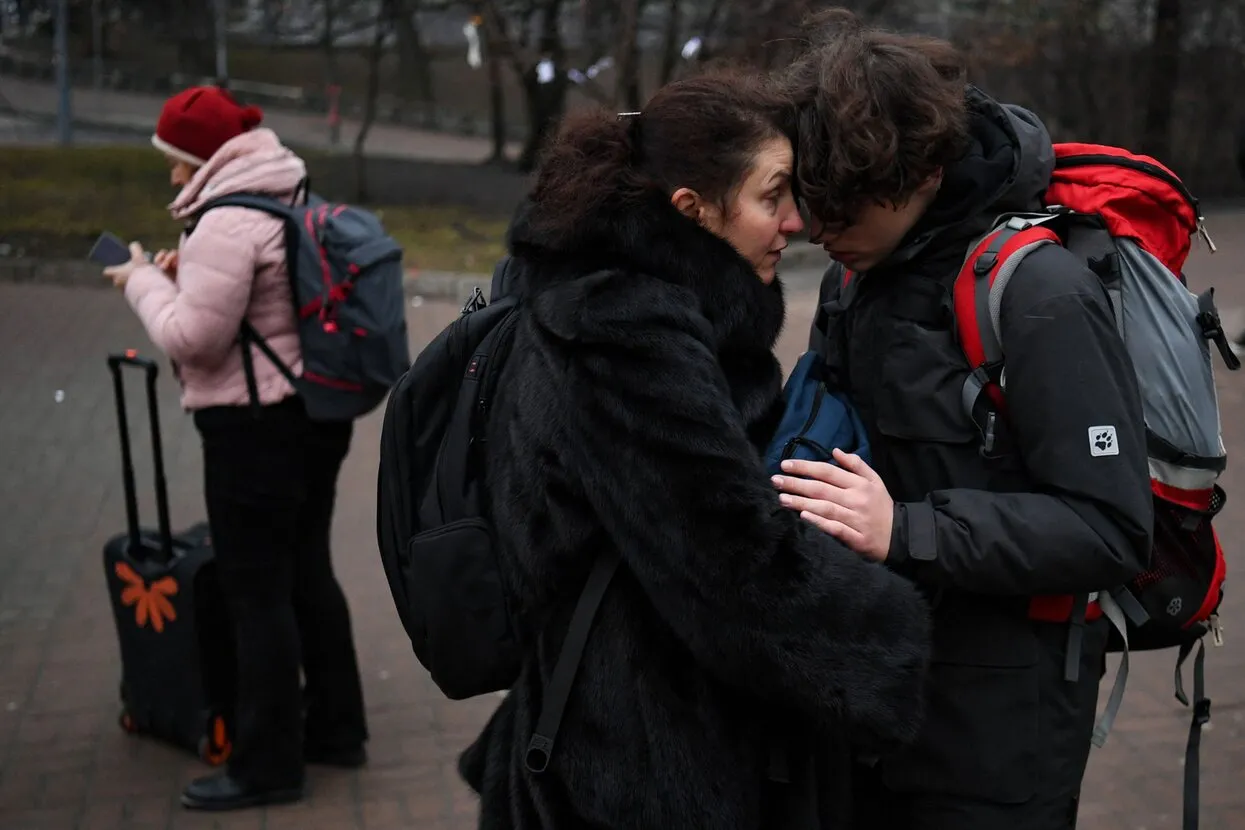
[0,286,489,830]
[1,210,1244,829]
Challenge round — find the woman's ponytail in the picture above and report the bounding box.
[527,67,791,243]
[527,107,649,239]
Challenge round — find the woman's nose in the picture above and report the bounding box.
[782,209,805,236]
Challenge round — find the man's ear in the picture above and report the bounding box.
[670,187,702,220]
[919,167,944,196]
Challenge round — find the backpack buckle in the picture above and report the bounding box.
[1195,290,1243,371]
[1195,308,1223,341]
[462,286,488,314]
[1193,697,1212,726]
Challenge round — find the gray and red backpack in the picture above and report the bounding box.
[951,143,1237,830]
[192,180,411,422]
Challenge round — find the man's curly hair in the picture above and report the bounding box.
[779,8,972,226]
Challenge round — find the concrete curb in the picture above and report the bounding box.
[0,254,825,304]
[0,245,826,303]
[0,257,104,288]
[403,269,492,305]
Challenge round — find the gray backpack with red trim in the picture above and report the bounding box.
[193,182,411,421]
[950,144,1237,830]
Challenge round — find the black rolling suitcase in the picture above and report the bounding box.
[103,351,235,765]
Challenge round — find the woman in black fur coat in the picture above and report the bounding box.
[459,70,932,829]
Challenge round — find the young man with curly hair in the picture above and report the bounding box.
[772,10,1155,829]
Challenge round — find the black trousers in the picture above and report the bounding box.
[850,618,1109,830]
[195,396,368,788]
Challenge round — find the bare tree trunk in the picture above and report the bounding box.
[481,0,569,172]
[323,0,341,145]
[581,0,612,67]
[485,19,507,164]
[173,3,215,76]
[1142,0,1182,164]
[658,0,682,86]
[354,1,390,203]
[1067,0,1108,141]
[517,0,568,172]
[615,0,643,110]
[262,0,281,44]
[691,0,729,64]
[393,0,436,106]
[476,2,512,164]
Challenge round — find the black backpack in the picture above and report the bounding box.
[376,257,619,773]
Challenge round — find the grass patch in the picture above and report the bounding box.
[0,146,510,273]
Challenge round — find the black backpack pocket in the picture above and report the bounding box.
[406,517,520,700]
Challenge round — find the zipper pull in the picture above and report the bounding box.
[1210,614,1224,647]
[1197,218,1217,253]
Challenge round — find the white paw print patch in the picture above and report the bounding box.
[1088,425,1119,457]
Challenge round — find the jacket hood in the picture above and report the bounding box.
[169,128,306,220]
[508,187,787,355]
[882,85,1055,268]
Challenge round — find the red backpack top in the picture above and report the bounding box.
[952,143,1237,830]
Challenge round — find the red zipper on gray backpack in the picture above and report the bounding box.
[1055,153,1216,252]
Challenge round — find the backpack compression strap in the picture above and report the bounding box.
[1174,636,1212,830]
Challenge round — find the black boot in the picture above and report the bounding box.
[180,772,303,811]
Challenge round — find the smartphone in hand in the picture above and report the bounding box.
[88,232,133,267]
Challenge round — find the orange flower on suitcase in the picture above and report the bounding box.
[115,562,179,633]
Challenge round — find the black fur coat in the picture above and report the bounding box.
[458,190,932,829]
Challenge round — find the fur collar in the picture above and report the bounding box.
[508,189,788,355]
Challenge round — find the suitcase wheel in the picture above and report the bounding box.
[118,710,138,734]
[198,715,232,766]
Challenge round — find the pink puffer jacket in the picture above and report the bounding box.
[124,128,305,411]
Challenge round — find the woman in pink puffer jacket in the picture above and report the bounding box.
[103,85,368,812]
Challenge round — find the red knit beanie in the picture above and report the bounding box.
[151,86,265,167]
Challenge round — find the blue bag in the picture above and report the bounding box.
[764,350,870,476]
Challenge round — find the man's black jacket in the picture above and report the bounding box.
[809,87,1153,599]
[807,86,1154,810]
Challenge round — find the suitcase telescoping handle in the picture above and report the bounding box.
[107,350,174,563]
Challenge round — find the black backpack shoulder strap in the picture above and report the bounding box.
[489,256,514,303]
[524,550,621,774]
[187,191,304,238]
[425,303,521,526]
[186,192,302,415]
[194,192,297,222]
